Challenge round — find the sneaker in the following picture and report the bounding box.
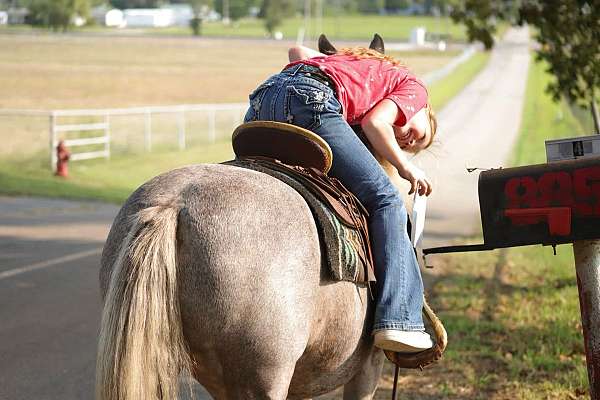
[373,329,433,353]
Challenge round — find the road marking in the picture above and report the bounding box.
[0,248,103,281]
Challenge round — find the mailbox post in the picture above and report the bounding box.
[574,239,600,398]
[424,155,600,398]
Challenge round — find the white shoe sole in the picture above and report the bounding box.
[373,330,433,353]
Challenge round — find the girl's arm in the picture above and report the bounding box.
[288,45,326,62]
[361,99,432,196]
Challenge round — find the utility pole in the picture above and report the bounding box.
[334,0,340,38]
[592,96,599,134]
[304,0,311,43]
[223,0,230,24]
[315,0,323,39]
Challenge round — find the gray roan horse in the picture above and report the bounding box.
[97,35,419,400]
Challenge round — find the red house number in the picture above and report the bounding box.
[504,166,600,217]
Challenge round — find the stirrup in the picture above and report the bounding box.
[384,296,447,370]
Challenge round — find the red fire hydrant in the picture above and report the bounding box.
[55,140,70,178]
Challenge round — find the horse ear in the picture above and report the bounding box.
[369,33,385,54]
[318,34,337,55]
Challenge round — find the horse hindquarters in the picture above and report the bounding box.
[97,164,381,400]
[173,166,323,399]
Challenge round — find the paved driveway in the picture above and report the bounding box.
[417,27,530,247]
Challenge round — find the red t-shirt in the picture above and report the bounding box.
[285,54,428,126]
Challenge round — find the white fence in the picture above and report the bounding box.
[0,103,248,171]
[50,111,111,170]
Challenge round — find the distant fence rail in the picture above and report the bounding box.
[1,103,248,171]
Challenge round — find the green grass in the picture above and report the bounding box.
[0,140,234,203]
[512,59,587,166]
[427,245,588,399]
[416,58,590,399]
[428,51,489,111]
[0,15,467,42]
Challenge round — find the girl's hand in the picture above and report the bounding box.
[398,163,432,196]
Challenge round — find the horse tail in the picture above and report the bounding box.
[95,205,192,400]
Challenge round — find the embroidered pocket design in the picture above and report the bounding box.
[285,86,330,129]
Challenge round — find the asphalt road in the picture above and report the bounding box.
[0,27,529,400]
[0,197,115,400]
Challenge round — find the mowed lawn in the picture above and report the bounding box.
[0,34,459,110]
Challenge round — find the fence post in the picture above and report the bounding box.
[145,109,152,152]
[49,111,57,172]
[105,112,111,159]
[208,109,216,143]
[178,109,186,150]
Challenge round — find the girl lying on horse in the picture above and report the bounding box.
[244,38,437,353]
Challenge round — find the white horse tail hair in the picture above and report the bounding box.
[96,205,193,400]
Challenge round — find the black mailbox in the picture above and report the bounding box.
[479,156,600,248]
[425,156,600,255]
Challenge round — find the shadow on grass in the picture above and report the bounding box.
[390,247,589,399]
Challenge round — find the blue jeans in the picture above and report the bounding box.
[244,64,425,332]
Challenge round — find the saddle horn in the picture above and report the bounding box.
[318,34,337,55]
[369,33,385,54]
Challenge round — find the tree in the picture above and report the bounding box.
[214,0,253,21]
[259,0,293,36]
[108,0,161,8]
[384,0,410,12]
[188,0,213,35]
[357,0,384,14]
[26,0,91,31]
[451,0,600,133]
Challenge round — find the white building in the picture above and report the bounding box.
[123,8,174,28]
[161,4,193,27]
[105,9,124,27]
[0,11,7,25]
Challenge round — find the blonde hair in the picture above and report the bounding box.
[424,103,437,150]
[338,47,405,67]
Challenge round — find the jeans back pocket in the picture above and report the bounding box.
[245,80,275,122]
[284,85,331,131]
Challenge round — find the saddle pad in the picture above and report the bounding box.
[225,159,370,284]
[232,121,333,174]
